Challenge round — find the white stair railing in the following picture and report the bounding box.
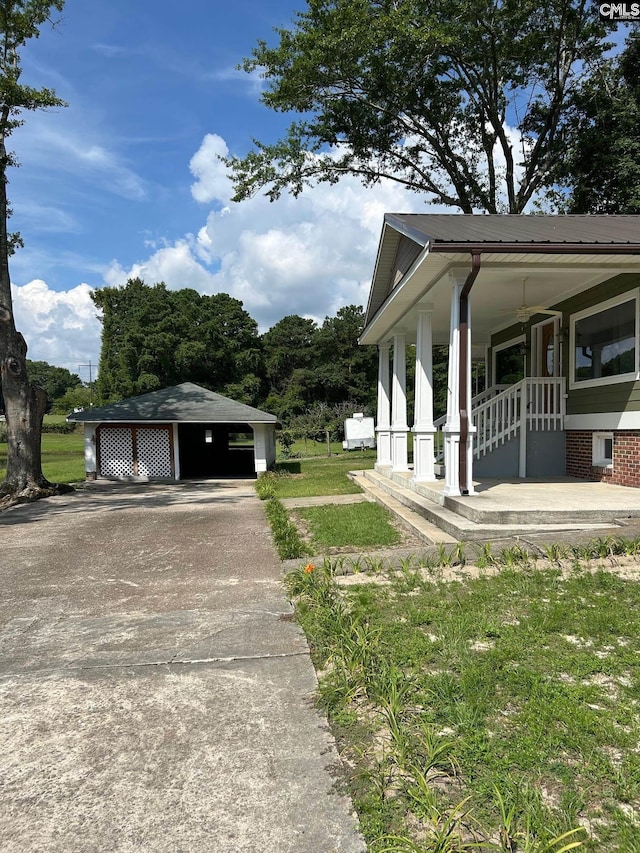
[435,378,565,466]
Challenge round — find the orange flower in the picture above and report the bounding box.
[303,563,315,574]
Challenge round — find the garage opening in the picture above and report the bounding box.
[178,423,255,478]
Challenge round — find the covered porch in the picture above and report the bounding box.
[360,214,640,497]
[353,467,640,543]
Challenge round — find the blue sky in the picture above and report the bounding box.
[8,0,427,378]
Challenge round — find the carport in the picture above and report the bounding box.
[68,382,278,480]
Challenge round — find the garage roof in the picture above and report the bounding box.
[68,382,278,424]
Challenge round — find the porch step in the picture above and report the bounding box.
[353,469,618,542]
[348,471,457,545]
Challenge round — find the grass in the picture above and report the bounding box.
[263,497,312,560]
[295,502,402,550]
[285,554,640,852]
[270,450,376,499]
[0,418,84,484]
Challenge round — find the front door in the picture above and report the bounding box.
[535,318,560,378]
[532,318,561,417]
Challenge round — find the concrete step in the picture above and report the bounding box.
[347,471,457,545]
[353,469,615,542]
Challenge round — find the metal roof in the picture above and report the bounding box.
[385,213,640,246]
[68,383,278,424]
[362,214,640,345]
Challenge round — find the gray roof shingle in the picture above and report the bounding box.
[68,383,278,424]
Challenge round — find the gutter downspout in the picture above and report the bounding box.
[458,250,482,495]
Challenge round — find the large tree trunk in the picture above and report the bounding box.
[0,136,71,508]
[1,331,51,497]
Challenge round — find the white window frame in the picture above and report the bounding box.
[531,316,561,378]
[569,290,640,390]
[492,334,526,386]
[592,432,614,469]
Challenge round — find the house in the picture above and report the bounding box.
[360,214,640,495]
[67,382,277,481]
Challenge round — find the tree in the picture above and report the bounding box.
[261,314,317,394]
[0,1,67,504]
[227,0,608,213]
[26,360,82,411]
[554,35,640,214]
[314,305,377,407]
[93,279,263,401]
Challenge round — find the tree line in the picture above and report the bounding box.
[92,277,455,439]
[93,277,391,434]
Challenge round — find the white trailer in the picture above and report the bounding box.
[342,413,376,451]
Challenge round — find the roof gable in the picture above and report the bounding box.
[68,383,278,424]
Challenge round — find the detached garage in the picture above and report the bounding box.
[68,382,278,481]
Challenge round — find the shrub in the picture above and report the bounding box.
[263,497,311,560]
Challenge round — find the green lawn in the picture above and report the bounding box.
[271,450,376,498]
[0,418,85,484]
[286,551,640,852]
[295,501,401,550]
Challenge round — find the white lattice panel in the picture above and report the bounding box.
[99,428,134,478]
[137,428,172,478]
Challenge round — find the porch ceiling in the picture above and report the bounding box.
[361,241,640,350]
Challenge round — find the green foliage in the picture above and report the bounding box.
[40,420,76,434]
[554,36,640,214]
[26,360,81,411]
[263,496,311,560]
[228,0,609,213]
[261,307,377,420]
[93,280,262,402]
[92,277,378,432]
[255,471,278,500]
[50,384,92,414]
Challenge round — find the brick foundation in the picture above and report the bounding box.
[566,431,640,487]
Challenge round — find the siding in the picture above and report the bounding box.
[392,235,423,289]
[488,273,640,414]
[558,273,640,415]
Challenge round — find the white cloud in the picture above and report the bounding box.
[15,132,442,372]
[105,132,441,332]
[103,239,218,293]
[17,115,146,201]
[189,133,233,205]
[11,280,101,373]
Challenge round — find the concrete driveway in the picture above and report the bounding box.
[0,481,365,853]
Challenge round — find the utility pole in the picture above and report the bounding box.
[78,361,94,407]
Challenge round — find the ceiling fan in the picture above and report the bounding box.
[515,277,562,323]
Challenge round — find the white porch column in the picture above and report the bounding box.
[443,280,463,496]
[375,342,392,468]
[252,423,269,473]
[83,423,98,480]
[412,307,436,482]
[391,331,409,471]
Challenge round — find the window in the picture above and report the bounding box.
[493,337,525,385]
[570,293,639,388]
[592,432,613,468]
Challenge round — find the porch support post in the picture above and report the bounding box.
[412,307,436,482]
[375,342,392,468]
[443,281,463,496]
[83,423,98,481]
[391,331,409,471]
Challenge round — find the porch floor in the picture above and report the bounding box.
[354,468,640,543]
